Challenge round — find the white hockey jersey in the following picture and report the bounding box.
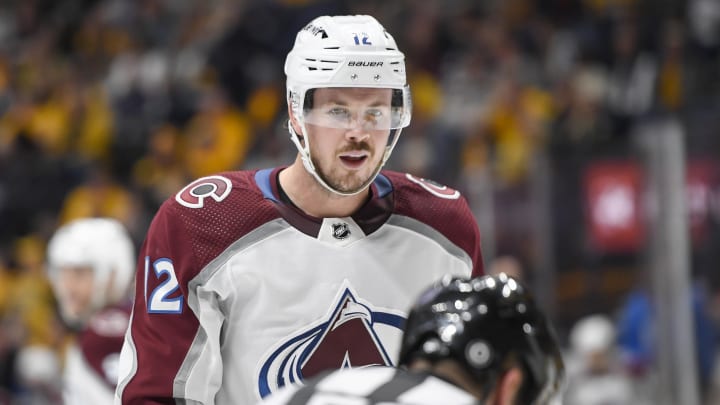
[257,366,478,405]
[116,168,483,404]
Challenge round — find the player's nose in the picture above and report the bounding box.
[345,125,371,141]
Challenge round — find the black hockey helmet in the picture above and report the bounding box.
[398,274,565,404]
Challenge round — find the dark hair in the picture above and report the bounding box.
[303,88,315,110]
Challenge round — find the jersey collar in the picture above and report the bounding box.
[254,167,394,238]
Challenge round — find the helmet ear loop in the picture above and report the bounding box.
[382,127,402,164]
[288,91,315,169]
[295,119,319,178]
[287,118,306,152]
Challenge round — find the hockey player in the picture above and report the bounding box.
[116,14,483,404]
[46,217,136,404]
[258,274,565,404]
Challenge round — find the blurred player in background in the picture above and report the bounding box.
[257,274,565,405]
[46,218,135,404]
[116,14,483,405]
[563,314,635,405]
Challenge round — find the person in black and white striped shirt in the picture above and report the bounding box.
[257,273,565,405]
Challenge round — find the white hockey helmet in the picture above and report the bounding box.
[46,218,135,323]
[569,314,616,356]
[285,15,412,195]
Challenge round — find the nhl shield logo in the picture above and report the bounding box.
[331,223,351,240]
[256,282,406,398]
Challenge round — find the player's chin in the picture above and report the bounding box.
[332,174,371,194]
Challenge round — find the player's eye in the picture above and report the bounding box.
[363,108,390,128]
[327,107,351,121]
[365,109,383,119]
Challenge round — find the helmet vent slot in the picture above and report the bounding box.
[390,61,402,73]
[303,57,340,72]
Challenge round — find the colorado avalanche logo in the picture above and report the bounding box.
[175,175,232,208]
[406,173,460,199]
[257,284,406,398]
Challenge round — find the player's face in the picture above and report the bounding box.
[305,87,393,194]
[55,265,95,321]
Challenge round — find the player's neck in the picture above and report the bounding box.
[279,160,370,218]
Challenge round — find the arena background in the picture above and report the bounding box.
[0,0,719,403]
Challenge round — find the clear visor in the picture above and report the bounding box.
[301,86,411,130]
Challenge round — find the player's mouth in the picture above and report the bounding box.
[339,152,369,169]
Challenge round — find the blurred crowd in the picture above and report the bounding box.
[2,0,720,403]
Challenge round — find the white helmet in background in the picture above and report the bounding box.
[47,218,135,324]
[285,15,412,195]
[570,314,616,357]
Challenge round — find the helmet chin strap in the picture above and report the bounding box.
[287,119,403,197]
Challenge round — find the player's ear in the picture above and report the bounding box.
[495,367,523,405]
[288,104,303,137]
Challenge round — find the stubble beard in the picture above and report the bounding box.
[312,141,381,194]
